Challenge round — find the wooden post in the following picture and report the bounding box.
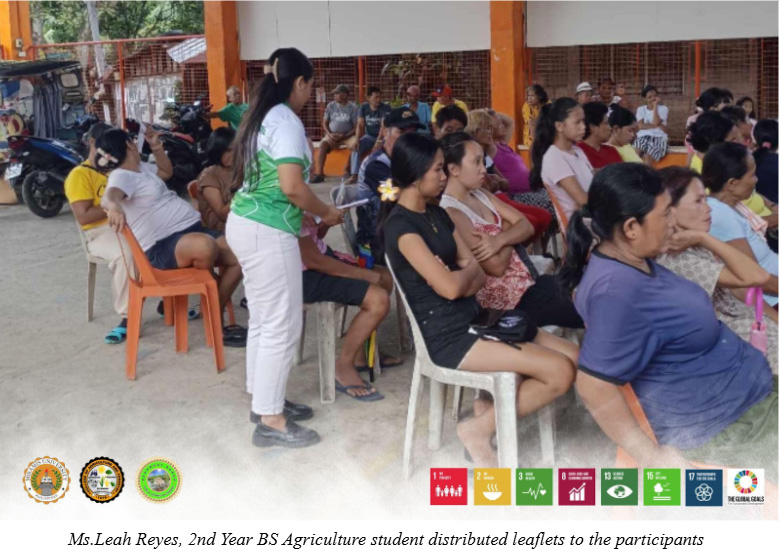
[204,1,241,129]
[490,0,526,149]
[0,1,32,61]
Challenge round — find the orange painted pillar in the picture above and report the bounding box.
[204,1,241,129]
[0,1,32,61]
[490,1,526,149]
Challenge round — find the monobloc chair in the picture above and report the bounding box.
[386,257,556,479]
[76,224,110,322]
[186,180,236,326]
[120,226,225,380]
[544,183,570,255]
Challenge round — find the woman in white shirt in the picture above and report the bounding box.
[635,85,669,164]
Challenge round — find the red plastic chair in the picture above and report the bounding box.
[120,226,225,379]
[617,384,776,518]
[186,180,236,326]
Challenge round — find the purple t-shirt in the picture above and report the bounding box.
[492,143,530,194]
[575,251,772,449]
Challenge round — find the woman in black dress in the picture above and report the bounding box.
[380,133,578,467]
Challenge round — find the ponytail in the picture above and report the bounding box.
[753,118,778,167]
[529,97,579,191]
[558,163,664,292]
[233,48,314,188]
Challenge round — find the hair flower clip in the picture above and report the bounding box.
[378,179,399,202]
[96,147,118,167]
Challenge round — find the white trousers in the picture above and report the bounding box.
[226,212,303,416]
[83,224,135,318]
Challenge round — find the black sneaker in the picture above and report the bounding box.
[250,400,313,423]
[252,419,320,448]
[223,330,246,348]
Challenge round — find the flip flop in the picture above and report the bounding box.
[156,300,200,320]
[335,381,384,402]
[355,357,403,372]
[104,326,127,345]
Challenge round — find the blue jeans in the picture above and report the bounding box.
[350,135,378,175]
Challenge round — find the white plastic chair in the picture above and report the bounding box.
[294,302,381,404]
[386,256,556,479]
[76,224,109,322]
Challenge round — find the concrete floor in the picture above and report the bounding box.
[0,180,765,521]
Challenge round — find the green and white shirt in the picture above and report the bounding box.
[231,103,311,235]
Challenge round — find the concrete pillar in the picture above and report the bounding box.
[204,1,241,128]
[0,1,32,61]
[490,1,526,148]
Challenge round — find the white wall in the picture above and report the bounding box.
[527,1,778,47]
[237,1,491,60]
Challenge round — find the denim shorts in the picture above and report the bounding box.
[145,222,222,270]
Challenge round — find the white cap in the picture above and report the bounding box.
[576,82,593,94]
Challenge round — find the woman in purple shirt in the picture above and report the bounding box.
[560,163,776,479]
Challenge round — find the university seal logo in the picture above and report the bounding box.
[81,457,124,503]
[23,456,70,504]
[137,458,180,502]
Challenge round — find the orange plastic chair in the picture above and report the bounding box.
[617,383,776,517]
[120,226,225,380]
[543,183,570,254]
[186,180,236,326]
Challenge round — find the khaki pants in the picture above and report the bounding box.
[83,224,135,319]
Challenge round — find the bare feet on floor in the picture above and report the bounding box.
[457,410,498,467]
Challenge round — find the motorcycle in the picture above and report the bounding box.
[160,95,212,153]
[124,118,204,197]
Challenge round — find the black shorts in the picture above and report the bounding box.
[302,270,371,306]
[517,275,584,329]
[145,222,222,270]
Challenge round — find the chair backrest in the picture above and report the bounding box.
[120,226,160,287]
[186,180,199,205]
[619,384,659,445]
[543,183,570,238]
[385,255,434,366]
[330,182,360,256]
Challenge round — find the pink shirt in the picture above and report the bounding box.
[492,142,531,194]
[300,217,328,271]
[540,144,594,221]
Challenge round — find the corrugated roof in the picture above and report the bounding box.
[0,59,80,78]
[166,38,206,64]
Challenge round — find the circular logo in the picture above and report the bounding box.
[23,457,70,504]
[734,470,758,494]
[137,459,180,502]
[694,483,713,502]
[80,457,124,503]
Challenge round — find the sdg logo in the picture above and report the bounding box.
[601,469,638,506]
[685,470,722,507]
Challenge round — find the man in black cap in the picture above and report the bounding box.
[356,107,426,262]
[311,84,359,183]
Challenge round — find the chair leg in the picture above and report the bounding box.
[372,331,381,378]
[200,293,213,348]
[205,283,225,372]
[403,362,424,480]
[428,379,446,451]
[174,295,189,353]
[538,403,556,466]
[395,291,412,353]
[316,302,337,404]
[339,305,348,337]
[87,261,97,322]
[125,288,143,380]
[452,385,463,421]
[494,376,519,469]
[163,296,174,326]
[294,309,307,365]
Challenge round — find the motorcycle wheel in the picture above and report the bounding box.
[22,171,65,218]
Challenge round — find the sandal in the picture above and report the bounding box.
[156,300,200,320]
[223,324,247,336]
[104,326,127,345]
[335,381,384,402]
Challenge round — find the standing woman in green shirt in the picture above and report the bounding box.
[227,48,343,448]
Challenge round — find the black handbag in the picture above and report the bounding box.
[468,308,538,345]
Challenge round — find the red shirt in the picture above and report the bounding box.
[577,142,623,169]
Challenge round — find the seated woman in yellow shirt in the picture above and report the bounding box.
[606,106,643,163]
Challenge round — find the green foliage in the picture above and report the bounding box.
[32,1,204,44]
[54,470,63,490]
[31,469,41,491]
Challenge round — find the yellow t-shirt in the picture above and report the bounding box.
[743,191,773,216]
[616,144,643,164]
[521,103,540,146]
[64,161,108,230]
[689,154,703,174]
[431,99,469,126]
